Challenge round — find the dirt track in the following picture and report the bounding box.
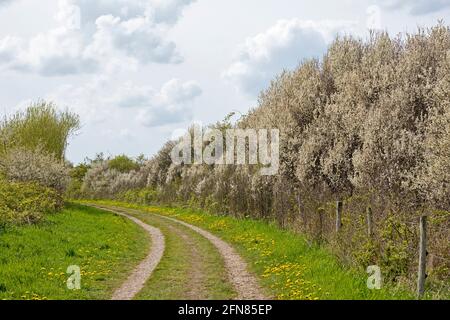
[91,204,267,300]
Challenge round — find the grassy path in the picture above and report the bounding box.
[0,204,150,300]
[93,204,267,300]
[95,205,237,300]
[159,213,268,299]
[90,205,166,300]
[88,201,414,300]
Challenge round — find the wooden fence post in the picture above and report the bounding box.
[417,216,427,299]
[366,206,373,238]
[336,200,343,233]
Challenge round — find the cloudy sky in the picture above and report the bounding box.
[0,0,448,163]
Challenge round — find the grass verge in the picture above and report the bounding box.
[0,203,150,300]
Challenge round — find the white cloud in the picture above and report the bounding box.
[378,0,450,15]
[46,76,113,124]
[115,78,202,109]
[0,0,195,76]
[223,19,356,97]
[131,79,202,127]
[0,27,98,76]
[158,78,202,105]
[47,78,202,127]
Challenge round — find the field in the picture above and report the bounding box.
[0,204,149,300]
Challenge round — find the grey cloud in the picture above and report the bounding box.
[379,0,450,15]
[0,0,13,6]
[96,15,183,65]
[33,56,99,77]
[138,107,193,127]
[67,0,196,28]
[148,0,197,25]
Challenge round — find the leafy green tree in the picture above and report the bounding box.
[0,100,80,160]
[108,155,139,173]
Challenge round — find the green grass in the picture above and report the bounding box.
[87,200,415,300]
[0,203,150,300]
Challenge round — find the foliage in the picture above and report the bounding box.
[0,179,62,226]
[108,155,140,173]
[81,154,152,199]
[0,147,70,194]
[0,101,80,160]
[65,163,91,199]
[0,101,78,226]
[116,188,161,205]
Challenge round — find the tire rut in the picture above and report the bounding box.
[106,205,268,300]
[161,215,268,300]
[166,224,207,300]
[90,205,165,300]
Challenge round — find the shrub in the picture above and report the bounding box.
[109,155,139,173]
[0,179,61,226]
[413,105,450,210]
[81,155,150,199]
[81,161,118,199]
[0,101,80,160]
[65,163,91,199]
[0,147,70,194]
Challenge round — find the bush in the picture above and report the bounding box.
[0,147,70,194]
[81,161,118,199]
[0,101,80,160]
[0,101,77,225]
[0,179,62,226]
[109,155,139,173]
[65,163,91,199]
[81,156,149,199]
